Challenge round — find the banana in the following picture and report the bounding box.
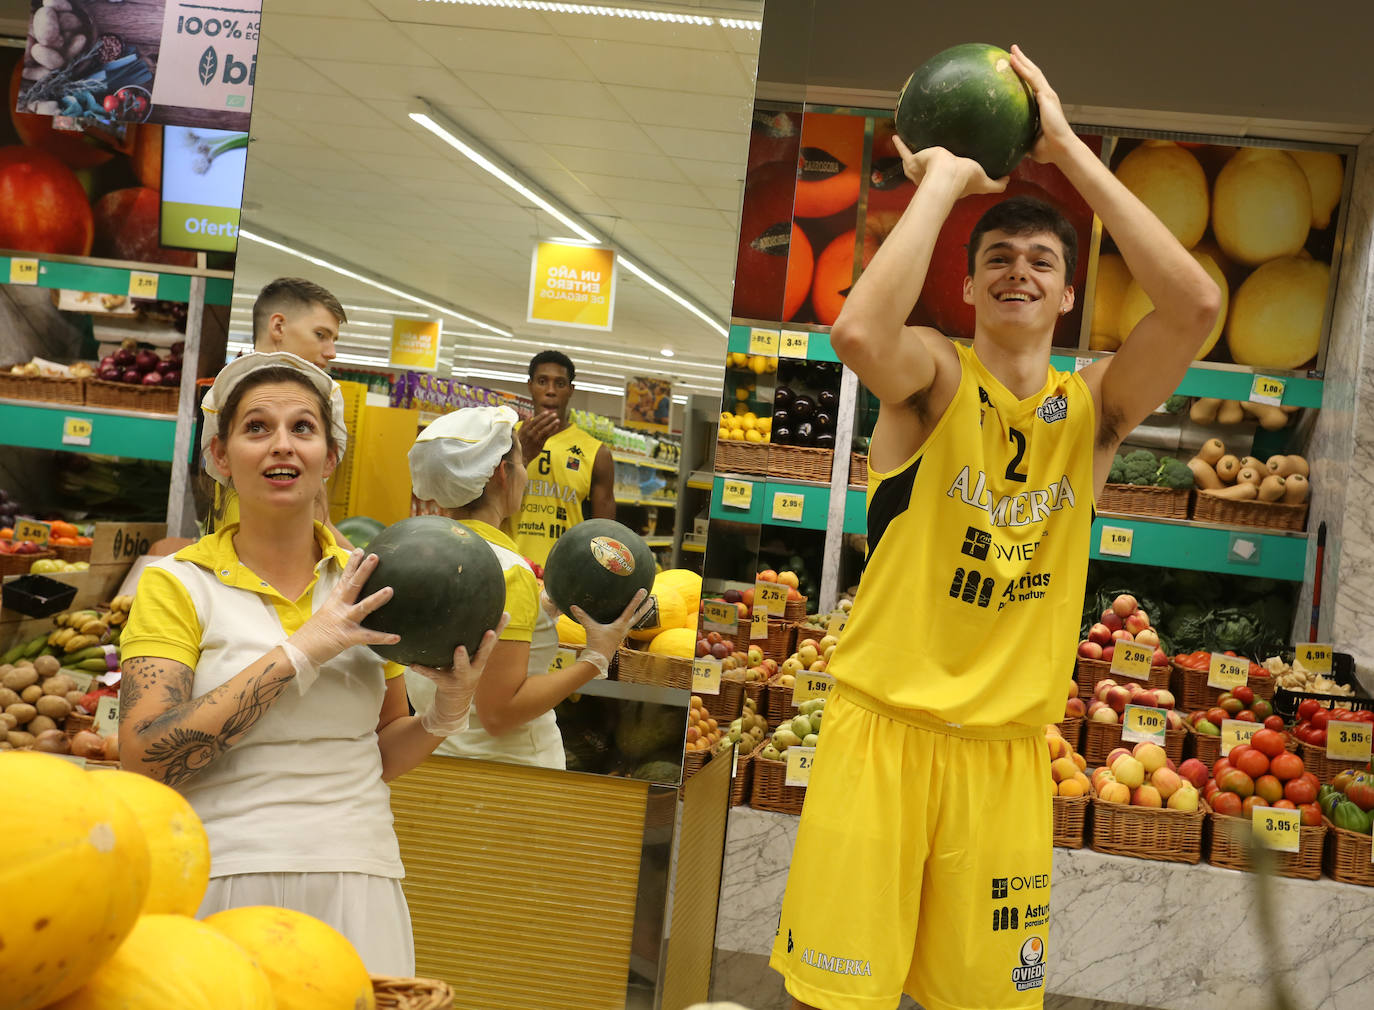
[72,658,111,672]
[109,595,134,613]
[53,627,77,647]
[1,636,45,665]
[51,610,72,627]
[78,620,109,638]
[64,635,99,653]
[106,611,126,627]
[22,635,46,658]
[67,645,114,664]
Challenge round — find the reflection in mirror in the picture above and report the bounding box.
[231,2,764,1006]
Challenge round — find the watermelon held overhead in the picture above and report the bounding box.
[359,516,506,668]
[895,43,1039,180]
[542,518,655,625]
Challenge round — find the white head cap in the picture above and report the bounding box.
[200,351,347,486]
[409,405,520,509]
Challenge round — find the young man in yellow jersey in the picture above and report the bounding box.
[770,47,1220,1010]
[513,350,616,568]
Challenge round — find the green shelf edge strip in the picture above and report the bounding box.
[710,475,833,530]
[1090,516,1307,581]
[1049,355,1323,408]
[2,256,233,306]
[0,401,177,462]
[727,324,838,362]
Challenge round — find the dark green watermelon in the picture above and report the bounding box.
[360,516,506,667]
[543,519,654,625]
[894,43,1039,179]
[336,515,385,550]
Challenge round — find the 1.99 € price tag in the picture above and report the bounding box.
[792,672,833,706]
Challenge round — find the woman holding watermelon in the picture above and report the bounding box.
[117,351,505,975]
[770,46,1221,1010]
[405,405,651,768]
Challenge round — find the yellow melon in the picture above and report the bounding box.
[50,914,274,1010]
[206,906,375,1010]
[100,770,210,916]
[1226,257,1329,369]
[1113,141,1209,248]
[0,752,151,1010]
[628,581,688,642]
[1287,149,1344,229]
[1212,149,1311,266]
[654,569,702,625]
[555,613,587,646]
[1117,250,1228,359]
[1089,252,1131,348]
[647,627,696,658]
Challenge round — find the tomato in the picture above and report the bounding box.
[1211,791,1243,817]
[1212,757,1233,780]
[1297,699,1323,722]
[1311,709,1330,730]
[1250,728,1286,758]
[1235,710,1257,723]
[1254,774,1284,804]
[1272,799,1297,810]
[1270,752,1305,782]
[1263,715,1286,733]
[1354,710,1374,723]
[1218,768,1255,798]
[1346,781,1374,812]
[1241,795,1270,819]
[1206,707,1228,727]
[1298,802,1322,827]
[1332,770,1355,794]
[1310,728,1327,747]
[1235,748,1271,779]
[1283,775,1317,805]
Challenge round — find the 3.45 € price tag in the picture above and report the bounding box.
[771,491,805,522]
[692,657,722,696]
[785,745,816,787]
[1099,525,1134,558]
[1295,643,1333,674]
[1327,721,1373,762]
[1252,806,1300,852]
[1121,704,1168,745]
[14,518,51,546]
[748,328,779,356]
[722,479,753,509]
[779,330,810,358]
[1110,640,1153,680]
[1207,652,1249,691]
[750,610,769,640]
[92,695,120,737]
[1220,718,1259,756]
[753,581,789,617]
[792,672,834,706]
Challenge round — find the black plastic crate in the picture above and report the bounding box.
[1,573,78,618]
[1272,652,1374,718]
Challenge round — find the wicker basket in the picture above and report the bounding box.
[764,674,795,730]
[768,444,834,482]
[744,679,767,710]
[84,377,180,414]
[700,678,745,722]
[1055,715,1083,752]
[715,438,769,476]
[1077,657,1171,698]
[783,597,808,622]
[1053,794,1090,848]
[682,746,711,786]
[0,550,56,576]
[750,754,808,815]
[0,370,84,404]
[51,543,92,563]
[1172,662,1275,711]
[64,712,95,739]
[1322,816,1374,886]
[1098,483,1191,519]
[371,975,454,1010]
[1192,492,1308,532]
[731,740,765,807]
[1298,740,1366,783]
[1083,719,1185,765]
[849,453,868,487]
[1089,793,1208,863]
[1189,729,1221,766]
[756,617,796,664]
[1207,811,1325,879]
[615,645,691,690]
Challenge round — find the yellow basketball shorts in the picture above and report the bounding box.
[769,686,1053,1010]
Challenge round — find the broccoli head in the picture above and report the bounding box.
[1162,394,1189,414]
[1108,454,1126,483]
[1155,457,1194,488]
[1121,449,1160,485]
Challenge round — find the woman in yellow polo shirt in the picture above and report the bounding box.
[117,351,504,974]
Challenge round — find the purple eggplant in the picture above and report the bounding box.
[795,421,815,443]
[815,432,836,449]
[814,411,835,431]
[818,389,838,411]
[790,395,815,419]
[773,385,794,409]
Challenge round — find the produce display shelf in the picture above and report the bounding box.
[709,475,833,530]
[1049,354,1324,408]
[615,496,676,508]
[611,451,679,473]
[1090,514,1308,581]
[575,677,689,707]
[0,397,177,462]
[726,323,837,363]
[686,472,714,491]
[0,252,234,306]
[643,536,673,548]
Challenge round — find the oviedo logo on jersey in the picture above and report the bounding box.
[589,536,635,575]
[1012,936,1046,991]
[947,467,1077,529]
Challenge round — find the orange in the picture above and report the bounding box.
[757,570,778,583]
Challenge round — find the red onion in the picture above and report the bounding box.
[155,358,176,375]
[163,369,182,386]
[113,348,135,367]
[170,341,186,357]
[98,365,120,381]
[100,355,116,370]
[121,368,142,384]
[135,349,160,372]
[142,371,164,386]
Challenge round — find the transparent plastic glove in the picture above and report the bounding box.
[570,589,654,665]
[410,614,509,736]
[285,550,398,693]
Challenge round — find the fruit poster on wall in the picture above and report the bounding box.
[1096,140,1346,371]
[0,47,235,272]
[732,106,803,322]
[17,0,259,131]
[623,376,672,433]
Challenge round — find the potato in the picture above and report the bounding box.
[8,730,36,748]
[28,715,57,735]
[32,7,61,47]
[33,654,60,678]
[20,684,43,704]
[35,695,71,720]
[57,11,82,31]
[5,702,37,725]
[0,663,12,680]
[42,674,75,697]
[65,690,86,707]
[0,712,16,731]
[0,687,20,709]
[2,666,39,691]
[64,33,86,60]
[30,44,66,70]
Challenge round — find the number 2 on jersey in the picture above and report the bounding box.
[1004,427,1028,483]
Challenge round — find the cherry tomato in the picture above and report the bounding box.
[103,94,118,112]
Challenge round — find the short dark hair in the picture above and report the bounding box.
[528,350,575,382]
[967,196,1078,280]
[252,278,347,342]
[217,365,338,458]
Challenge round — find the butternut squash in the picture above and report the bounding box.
[1190,397,1222,424]
[1239,455,1264,473]
[1266,454,1292,477]
[1257,474,1286,502]
[1217,399,1245,424]
[1283,473,1309,503]
[1202,482,1258,501]
[1241,401,1288,430]
[1186,457,1224,490]
[1236,467,1264,487]
[1215,455,1241,482]
[1197,438,1226,465]
[1284,454,1310,477]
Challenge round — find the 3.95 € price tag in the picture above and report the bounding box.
[750,611,769,640]
[1110,640,1153,681]
[785,746,816,787]
[1295,643,1333,674]
[1121,704,1168,745]
[753,581,789,617]
[722,480,753,509]
[1327,721,1373,762]
[1220,718,1259,756]
[1252,806,1300,852]
[92,695,120,737]
[1207,652,1249,691]
[792,672,834,706]
[692,657,722,696]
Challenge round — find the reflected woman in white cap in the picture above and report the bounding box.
[117,351,504,975]
[407,405,650,768]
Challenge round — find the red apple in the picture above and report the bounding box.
[1152,648,1168,667]
[1100,610,1124,633]
[1101,645,1115,663]
[1106,686,1131,714]
[1088,623,1113,647]
[1135,690,1158,708]
[1112,594,1138,618]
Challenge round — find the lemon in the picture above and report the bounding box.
[735,386,751,400]
[1226,257,1328,369]
[1113,141,1209,248]
[745,429,764,443]
[720,412,735,426]
[749,355,769,375]
[740,415,757,431]
[1286,149,1344,229]
[728,427,745,441]
[756,417,771,432]
[1212,149,1311,266]
[1090,252,1131,343]
[1117,250,1228,359]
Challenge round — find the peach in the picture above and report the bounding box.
[1057,778,1087,798]
[1112,755,1146,788]
[1167,783,1200,811]
[1065,697,1086,718]
[1151,767,1183,800]
[1106,747,1132,767]
[1133,742,1168,774]
[1100,781,1131,804]
[1050,757,1078,783]
[1091,706,1119,725]
[1131,784,1163,808]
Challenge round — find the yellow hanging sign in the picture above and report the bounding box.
[527,241,617,331]
[390,318,443,371]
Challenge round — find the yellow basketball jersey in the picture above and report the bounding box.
[829,342,1096,728]
[513,423,603,566]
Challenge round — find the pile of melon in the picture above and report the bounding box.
[625,569,704,659]
[1,752,376,1010]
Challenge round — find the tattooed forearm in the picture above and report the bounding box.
[219,663,292,741]
[143,727,218,787]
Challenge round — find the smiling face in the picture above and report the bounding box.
[211,380,336,514]
[963,229,1075,337]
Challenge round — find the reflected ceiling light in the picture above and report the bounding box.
[408,101,728,339]
[238,227,512,338]
[660,348,675,357]
[418,0,761,30]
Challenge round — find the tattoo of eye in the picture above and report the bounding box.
[144,728,218,787]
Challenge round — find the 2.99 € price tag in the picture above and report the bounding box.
[1252,806,1300,852]
[1110,640,1153,681]
[1327,721,1373,762]
[692,657,722,696]
[785,746,816,787]
[1207,652,1249,691]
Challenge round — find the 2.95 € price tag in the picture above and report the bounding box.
[792,672,834,706]
[785,746,816,787]
[692,657,722,696]
[1208,652,1249,691]
[1220,718,1259,756]
[753,581,789,616]
[1121,704,1167,745]
[1110,640,1153,680]
[1327,721,1373,762]
[748,328,779,356]
[750,611,769,640]
[1252,806,1300,852]
[1295,643,1333,674]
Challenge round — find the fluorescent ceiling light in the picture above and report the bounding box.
[408,102,728,339]
[230,292,430,319]
[238,228,512,338]
[660,348,675,357]
[418,0,761,30]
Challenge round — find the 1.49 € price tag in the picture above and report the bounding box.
[1327,721,1373,762]
[785,746,816,787]
[1252,806,1300,852]
[1220,718,1259,756]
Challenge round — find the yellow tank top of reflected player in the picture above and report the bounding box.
[513,422,603,566]
[828,342,1096,728]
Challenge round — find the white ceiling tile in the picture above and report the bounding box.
[261,0,379,16]
[699,185,745,214]
[254,55,346,96]
[366,0,555,34]
[535,17,727,50]
[258,15,440,65]
[607,199,733,229]
[398,104,531,144]
[502,112,657,153]
[606,85,752,133]
[459,71,627,121]
[643,123,751,163]
[257,90,392,128]
[396,24,589,80]
[305,59,485,108]
[674,158,748,188]
[542,145,687,184]
[564,38,753,96]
